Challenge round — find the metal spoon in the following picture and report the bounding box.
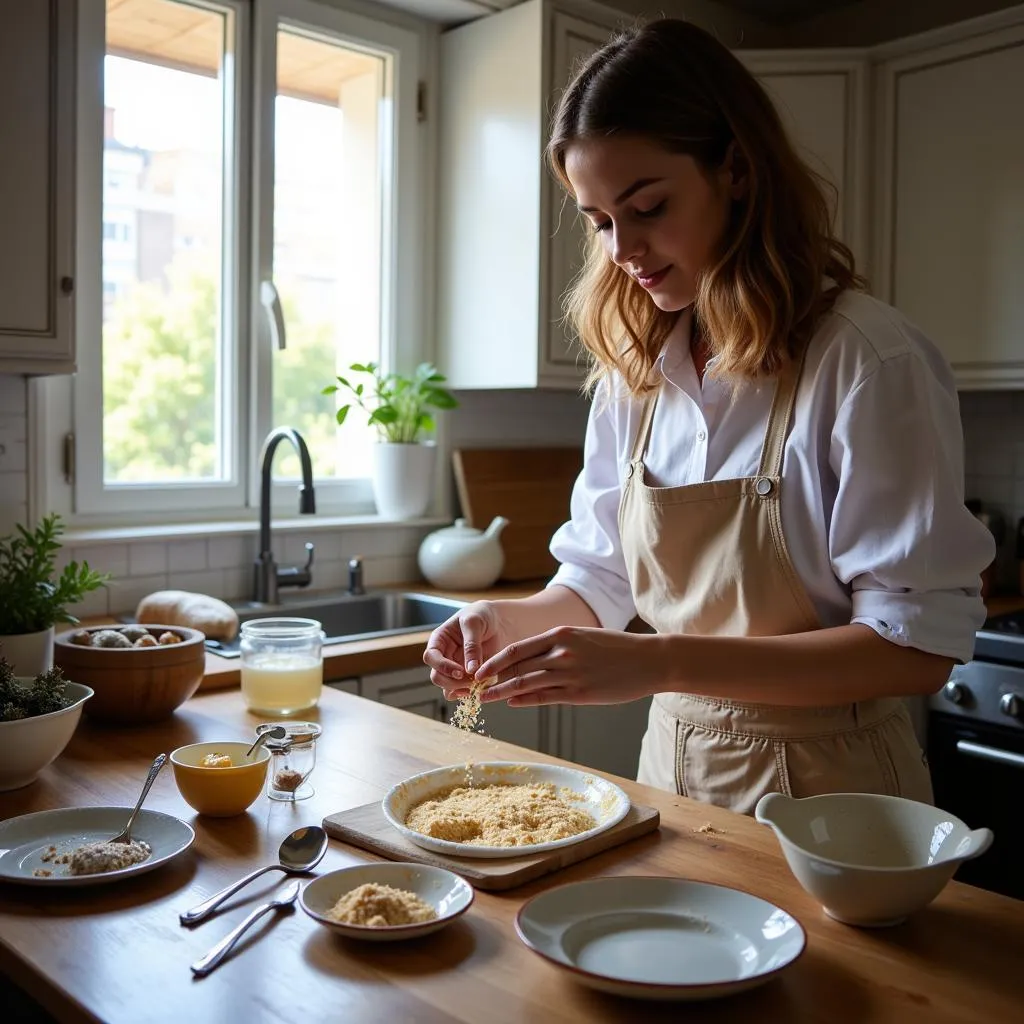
[245,725,286,759]
[178,825,327,926]
[110,753,167,845]
[190,881,300,977]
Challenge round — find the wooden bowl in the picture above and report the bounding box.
[53,625,206,725]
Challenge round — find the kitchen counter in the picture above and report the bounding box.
[86,580,549,693]
[1,687,1022,1024]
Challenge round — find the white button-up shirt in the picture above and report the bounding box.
[549,291,994,664]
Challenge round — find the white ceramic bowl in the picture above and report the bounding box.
[383,761,631,859]
[755,792,994,927]
[0,680,94,791]
[300,863,473,941]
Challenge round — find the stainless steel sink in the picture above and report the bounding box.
[207,591,465,657]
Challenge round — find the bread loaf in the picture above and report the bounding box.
[135,590,239,641]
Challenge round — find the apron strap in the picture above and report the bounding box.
[629,390,659,464]
[756,339,812,479]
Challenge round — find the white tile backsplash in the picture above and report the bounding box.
[167,539,208,573]
[167,568,226,597]
[72,544,129,579]
[128,542,168,577]
[208,535,252,570]
[107,574,168,617]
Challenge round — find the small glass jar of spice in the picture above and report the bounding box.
[256,721,322,801]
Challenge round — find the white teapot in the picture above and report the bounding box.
[417,516,509,590]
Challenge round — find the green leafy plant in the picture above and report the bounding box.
[0,514,110,635]
[322,362,458,444]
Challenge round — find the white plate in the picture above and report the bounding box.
[0,806,195,886]
[515,877,806,1001]
[300,863,473,942]
[383,761,631,859]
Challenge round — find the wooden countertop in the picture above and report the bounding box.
[1,687,1021,1024]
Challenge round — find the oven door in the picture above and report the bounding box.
[928,712,1024,901]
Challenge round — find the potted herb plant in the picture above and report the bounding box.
[0,514,110,676]
[323,361,458,519]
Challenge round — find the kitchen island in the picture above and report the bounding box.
[0,687,1021,1024]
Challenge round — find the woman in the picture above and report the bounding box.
[424,19,994,813]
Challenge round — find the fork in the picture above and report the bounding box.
[110,753,167,844]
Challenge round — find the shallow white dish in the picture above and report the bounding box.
[0,806,195,886]
[515,876,806,1001]
[382,761,631,859]
[300,862,473,941]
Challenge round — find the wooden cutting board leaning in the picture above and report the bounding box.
[452,447,584,581]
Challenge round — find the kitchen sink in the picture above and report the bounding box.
[206,590,465,657]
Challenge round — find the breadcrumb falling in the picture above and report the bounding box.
[326,883,437,927]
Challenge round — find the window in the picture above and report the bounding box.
[60,0,425,523]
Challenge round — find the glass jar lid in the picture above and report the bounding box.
[240,617,323,640]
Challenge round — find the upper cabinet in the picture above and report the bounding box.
[738,52,870,273]
[0,0,77,375]
[875,17,1024,388]
[435,0,613,390]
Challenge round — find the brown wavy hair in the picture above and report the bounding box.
[547,18,866,396]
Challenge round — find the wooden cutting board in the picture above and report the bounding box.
[452,447,583,581]
[322,801,660,891]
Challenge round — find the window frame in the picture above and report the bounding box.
[33,0,430,530]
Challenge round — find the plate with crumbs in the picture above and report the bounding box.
[382,761,631,859]
[516,877,806,1001]
[0,806,194,886]
[300,863,473,942]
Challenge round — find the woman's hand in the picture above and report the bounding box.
[423,602,511,699]
[474,626,665,707]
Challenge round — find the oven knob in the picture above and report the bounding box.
[943,680,969,705]
[1000,693,1023,720]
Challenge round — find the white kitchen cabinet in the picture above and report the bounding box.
[875,17,1024,388]
[435,0,615,390]
[360,667,546,751]
[555,697,650,781]
[738,51,870,272]
[0,0,77,374]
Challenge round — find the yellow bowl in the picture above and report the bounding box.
[170,741,270,817]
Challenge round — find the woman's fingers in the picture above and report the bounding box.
[423,646,465,680]
[475,632,558,682]
[482,669,569,703]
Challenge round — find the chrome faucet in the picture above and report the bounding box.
[253,427,316,605]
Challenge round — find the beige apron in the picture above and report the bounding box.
[619,343,932,815]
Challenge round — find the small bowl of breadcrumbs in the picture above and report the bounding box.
[300,862,473,942]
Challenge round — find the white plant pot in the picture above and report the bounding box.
[371,441,436,520]
[0,626,56,677]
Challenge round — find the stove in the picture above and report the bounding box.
[926,610,1024,901]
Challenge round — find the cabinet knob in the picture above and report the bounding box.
[60,276,74,295]
[1000,692,1023,720]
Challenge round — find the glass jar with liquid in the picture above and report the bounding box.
[240,617,324,716]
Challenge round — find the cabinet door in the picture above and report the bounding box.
[0,0,76,373]
[557,697,652,781]
[879,27,1024,386]
[362,668,447,721]
[742,55,869,270]
[540,12,611,385]
[475,699,544,754]
[325,677,361,697]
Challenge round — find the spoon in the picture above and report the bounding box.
[179,825,328,926]
[109,753,167,845]
[190,881,300,977]
[245,725,286,759]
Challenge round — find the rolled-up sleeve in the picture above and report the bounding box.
[829,349,993,662]
[548,384,637,631]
